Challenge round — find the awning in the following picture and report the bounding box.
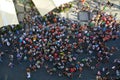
[32,0,73,16]
[32,0,56,16]
[0,0,19,28]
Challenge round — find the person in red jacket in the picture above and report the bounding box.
[81,0,86,5]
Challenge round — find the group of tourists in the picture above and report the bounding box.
[0,0,120,80]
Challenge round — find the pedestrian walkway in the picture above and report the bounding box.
[59,0,120,24]
[14,0,32,21]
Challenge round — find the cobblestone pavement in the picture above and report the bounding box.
[60,0,120,23]
[14,0,32,21]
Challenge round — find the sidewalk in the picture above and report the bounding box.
[59,0,120,23]
[14,0,32,22]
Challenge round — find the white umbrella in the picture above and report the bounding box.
[0,0,19,27]
[32,0,73,16]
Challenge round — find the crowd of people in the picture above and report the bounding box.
[0,1,120,80]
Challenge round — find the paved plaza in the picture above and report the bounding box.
[0,0,120,80]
